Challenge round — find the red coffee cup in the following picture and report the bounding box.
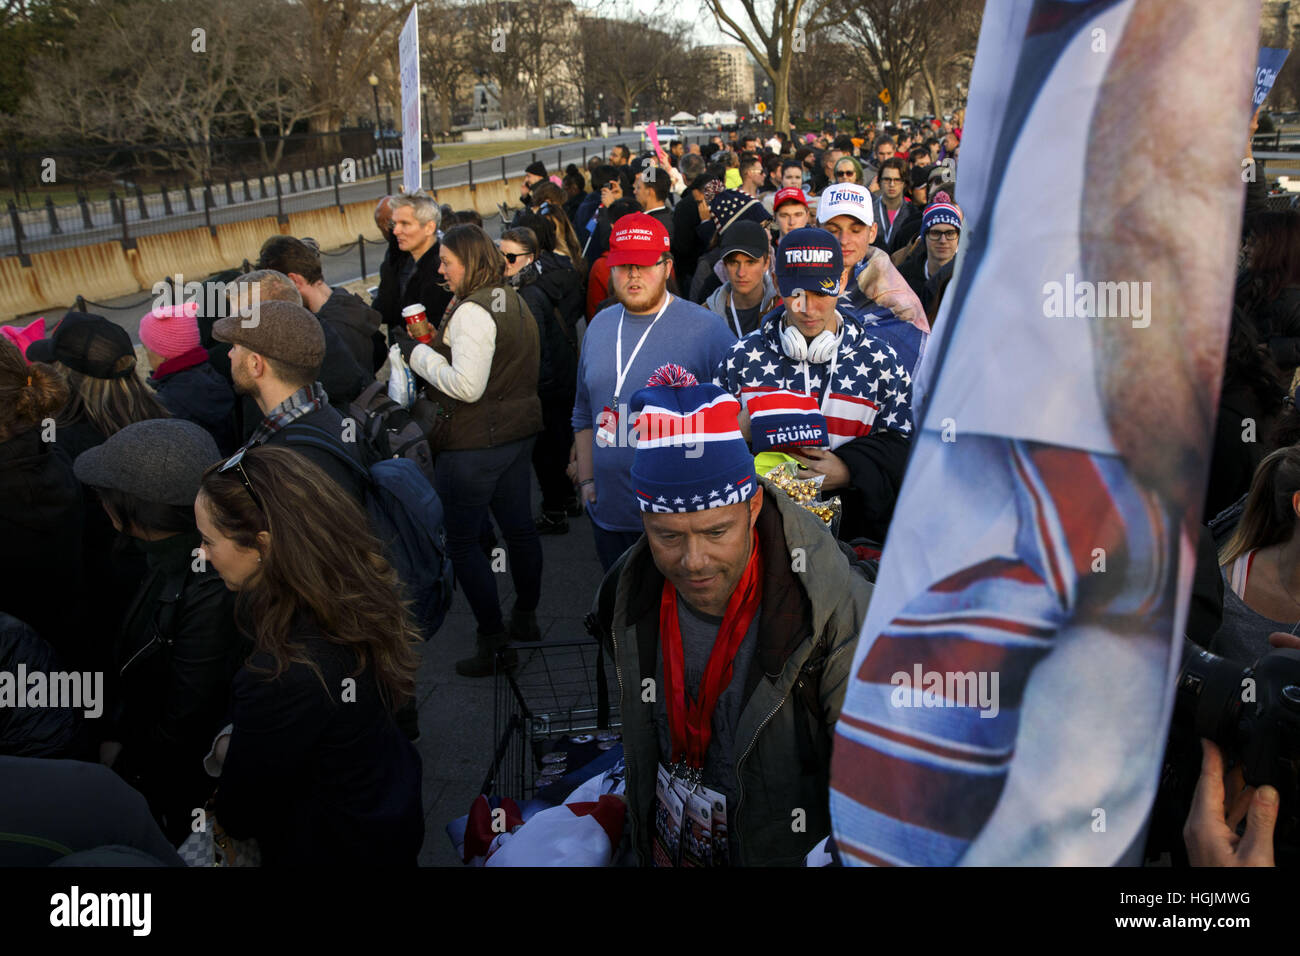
[402,303,433,344]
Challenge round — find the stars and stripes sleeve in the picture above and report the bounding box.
[830,442,1176,866]
[714,338,746,398]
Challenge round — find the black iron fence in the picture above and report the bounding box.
[0,128,717,262]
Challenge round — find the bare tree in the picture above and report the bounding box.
[17,0,253,178]
[465,0,575,127]
[788,33,859,121]
[915,0,982,117]
[827,0,981,123]
[421,0,471,135]
[582,4,694,127]
[300,0,409,136]
[698,0,841,134]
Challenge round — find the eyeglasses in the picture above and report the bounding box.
[879,177,903,185]
[219,447,264,513]
[927,228,959,241]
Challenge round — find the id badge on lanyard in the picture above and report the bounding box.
[603,297,672,450]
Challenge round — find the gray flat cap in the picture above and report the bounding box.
[73,418,222,506]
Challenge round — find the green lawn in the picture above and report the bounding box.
[428,137,584,169]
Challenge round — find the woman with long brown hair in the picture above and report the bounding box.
[396,223,544,676]
[529,180,588,277]
[1212,446,1300,664]
[27,311,170,461]
[195,444,423,866]
[0,338,85,663]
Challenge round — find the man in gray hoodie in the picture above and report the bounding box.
[703,220,782,337]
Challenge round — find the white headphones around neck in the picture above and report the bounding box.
[780,322,840,364]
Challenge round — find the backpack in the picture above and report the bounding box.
[344,380,436,486]
[282,423,454,641]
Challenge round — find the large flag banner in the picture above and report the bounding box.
[1254,47,1290,116]
[398,4,422,194]
[830,0,1258,866]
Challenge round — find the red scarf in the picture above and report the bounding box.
[658,532,763,769]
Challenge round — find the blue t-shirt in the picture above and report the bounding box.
[573,294,737,531]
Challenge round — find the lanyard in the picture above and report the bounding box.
[728,293,742,338]
[614,295,672,405]
[659,533,763,770]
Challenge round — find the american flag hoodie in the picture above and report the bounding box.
[713,307,914,448]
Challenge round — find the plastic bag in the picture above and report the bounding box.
[387,344,417,409]
[763,461,842,536]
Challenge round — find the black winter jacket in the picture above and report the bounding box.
[0,755,183,866]
[256,403,369,504]
[149,349,238,455]
[375,236,454,346]
[512,252,580,396]
[215,610,424,866]
[1236,273,1300,376]
[0,429,85,661]
[111,531,243,842]
[318,287,385,375]
[0,613,84,758]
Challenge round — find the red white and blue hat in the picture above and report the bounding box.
[746,389,829,453]
[922,201,962,236]
[775,227,843,298]
[630,382,757,513]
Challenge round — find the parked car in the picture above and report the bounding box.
[550,123,575,136]
[656,125,680,138]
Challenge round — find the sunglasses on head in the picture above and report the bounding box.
[219,447,265,513]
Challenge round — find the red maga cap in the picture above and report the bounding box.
[607,212,671,267]
[773,187,809,211]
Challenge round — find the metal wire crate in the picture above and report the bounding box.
[483,638,621,802]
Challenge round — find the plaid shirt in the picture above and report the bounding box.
[244,382,327,448]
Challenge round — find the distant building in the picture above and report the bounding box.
[700,44,756,112]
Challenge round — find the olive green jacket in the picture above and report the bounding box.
[591,480,872,866]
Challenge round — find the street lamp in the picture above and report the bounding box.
[420,83,430,144]
[368,73,385,170]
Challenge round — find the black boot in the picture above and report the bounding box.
[536,510,569,535]
[509,606,542,643]
[455,627,517,678]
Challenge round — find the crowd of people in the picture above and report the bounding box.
[0,111,1292,867]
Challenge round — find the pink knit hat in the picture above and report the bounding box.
[139,302,200,359]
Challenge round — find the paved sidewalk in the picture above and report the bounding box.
[414,488,607,867]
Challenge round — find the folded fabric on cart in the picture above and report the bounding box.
[448,747,627,865]
[483,793,626,867]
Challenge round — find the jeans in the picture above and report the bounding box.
[434,437,543,634]
[591,522,643,573]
